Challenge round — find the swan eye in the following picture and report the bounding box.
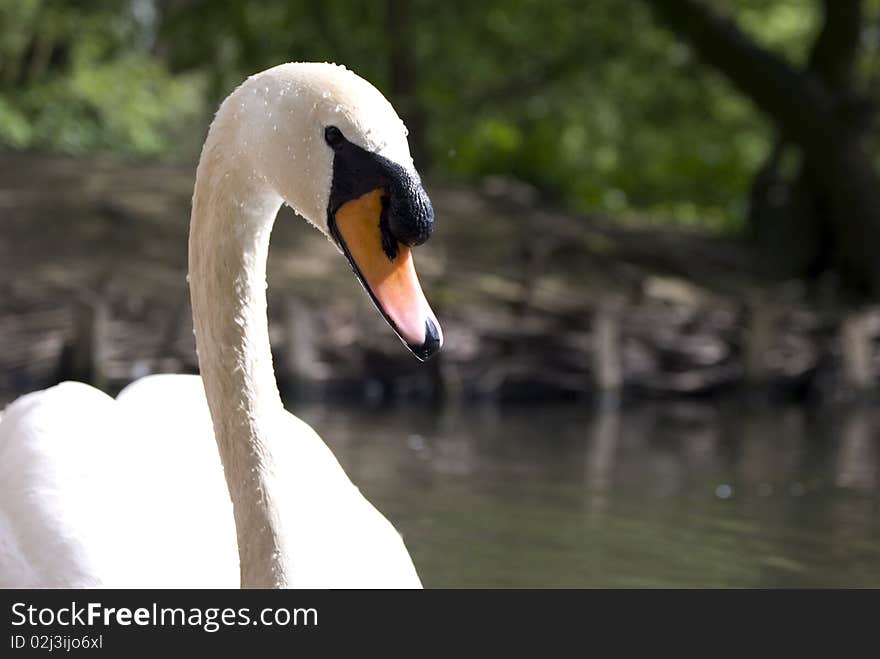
[324,126,345,150]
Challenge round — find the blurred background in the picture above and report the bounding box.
[2,0,880,586]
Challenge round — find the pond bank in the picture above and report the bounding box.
[1,151,879,405]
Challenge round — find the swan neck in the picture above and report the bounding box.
[189,156,293,588]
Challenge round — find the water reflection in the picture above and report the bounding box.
[296,398,880,587]
[837,406,877,491]
[584,393,619,516]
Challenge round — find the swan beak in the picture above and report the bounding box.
[331,189,443,361]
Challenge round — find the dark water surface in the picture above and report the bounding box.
[297,398,880,588]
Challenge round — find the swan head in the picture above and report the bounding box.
[227,62,442,360]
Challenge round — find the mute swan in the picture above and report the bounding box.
[0,63,442,588]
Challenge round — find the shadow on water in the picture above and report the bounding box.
[292,396,880,588]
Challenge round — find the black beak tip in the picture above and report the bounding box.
[406,317,442,362]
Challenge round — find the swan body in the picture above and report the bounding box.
[0,63,441,588]
[0,378,239,587]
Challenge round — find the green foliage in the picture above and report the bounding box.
[412,0,787,231]
[0,0,205,155]
[0,0,875,233]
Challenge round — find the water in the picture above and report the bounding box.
[297,398,880,588]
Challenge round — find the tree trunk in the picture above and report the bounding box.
[744,298,778,385]
[57,296,108,390]
[642,0,880,297]
[592,299,623,392]
[386,0,429,169]
[840,309,874,391]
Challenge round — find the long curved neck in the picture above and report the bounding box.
[189,144,293,587]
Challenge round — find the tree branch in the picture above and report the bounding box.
[640,0,835,152]
[808,0,863,90]
[461,46,586,112]
[306,0,349,63]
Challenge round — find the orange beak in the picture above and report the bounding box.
[331,189,442,360]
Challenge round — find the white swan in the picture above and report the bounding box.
[0,62,443,588]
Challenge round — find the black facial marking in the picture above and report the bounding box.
[325,125,434,257]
